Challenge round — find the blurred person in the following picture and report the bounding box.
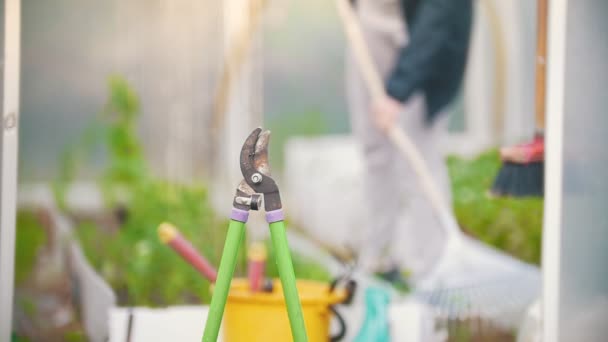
[346,0,473,287]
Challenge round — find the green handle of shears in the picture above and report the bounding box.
[269,220,308,342]
[202,219,246,342]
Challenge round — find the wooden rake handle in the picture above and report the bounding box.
[535,0,548,131]
[335,0,460,235]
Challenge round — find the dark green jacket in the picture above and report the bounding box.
[386,0,473,122]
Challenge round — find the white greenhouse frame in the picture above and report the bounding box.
[0,0,21,340]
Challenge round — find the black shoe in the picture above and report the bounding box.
[375,268,410,293]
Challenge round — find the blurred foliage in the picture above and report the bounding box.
[269,110,329,168]
[14,211,87,341]
[75,182,227,306]
[62,330,87,342]
[15,211,47,285]
[54,75,146,209]
[12,333,30,342]
[447,150,543,265]
[100,76,147,195]
[55,75,330,306]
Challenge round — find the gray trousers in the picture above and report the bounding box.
[346,6,452,278]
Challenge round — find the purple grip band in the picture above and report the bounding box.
[265,209,285,223]
[230,208,249,222]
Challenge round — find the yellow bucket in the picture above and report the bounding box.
[223,278,347,342]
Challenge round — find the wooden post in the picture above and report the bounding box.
[211,0,264,213]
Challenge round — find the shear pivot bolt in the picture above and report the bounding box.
[251,173,263,184]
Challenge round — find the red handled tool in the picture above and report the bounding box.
[247,242,267,292]
[158,222,218,283]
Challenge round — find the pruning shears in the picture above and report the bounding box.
[202,128,308,342]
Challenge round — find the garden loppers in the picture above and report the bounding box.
[202,128,308,342]
[491,0,547,197]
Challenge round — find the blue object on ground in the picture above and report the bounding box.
[354,287,391,342]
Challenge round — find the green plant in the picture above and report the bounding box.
[57,76,228,306]
[11,333,30,342]
[100,76,147,190]
[447,150,543,264]
[53,75,146,208]
[62,330,87,342]
[59,75,330,306]
[76,181,230,306]
[15,211,47,285]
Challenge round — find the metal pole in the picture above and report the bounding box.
[0,0,21,339]
[542,0,566,340]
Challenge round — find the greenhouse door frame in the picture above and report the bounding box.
[0,0,20,339]
[543,0,608,340]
